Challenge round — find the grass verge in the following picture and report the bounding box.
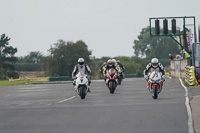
[0,77,49,86]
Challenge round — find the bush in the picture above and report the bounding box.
[158,59,170,67]
[7,71,19,79]
[136,70,143,77]
[15,63,42,71]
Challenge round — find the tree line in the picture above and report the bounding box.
[0,26,180,80]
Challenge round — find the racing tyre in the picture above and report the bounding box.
[109,81,115,94]
[79,86,86,99]
[118,77,121,85]
[152,85,158,99]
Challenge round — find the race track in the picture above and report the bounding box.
[0,78,189,133]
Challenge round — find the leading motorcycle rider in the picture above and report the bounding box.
[144,58,166,82]
[72,58,92,92]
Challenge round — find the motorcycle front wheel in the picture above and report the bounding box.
[109,81,116,94]
[152,85,158,99]
[79,86,86,99]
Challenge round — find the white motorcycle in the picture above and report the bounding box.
[74,72,89,99]
[147,71,164,99]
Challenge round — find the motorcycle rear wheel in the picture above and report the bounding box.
[118,77,121,85]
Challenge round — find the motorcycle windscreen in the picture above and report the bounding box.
[109,68,116,77]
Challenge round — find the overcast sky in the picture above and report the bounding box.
[0,0,200,58]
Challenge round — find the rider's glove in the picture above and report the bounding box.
[72,76,76,80]
[162,75,165,81]
[144,75,148,81]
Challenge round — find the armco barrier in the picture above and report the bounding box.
[184,66,198,86]
[124,74,137,78]
[49,76,71,81]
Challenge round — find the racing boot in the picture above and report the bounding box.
[88,80,91,93]
[73,80,77,92]
[88,86,91,93]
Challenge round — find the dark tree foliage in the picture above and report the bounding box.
[15,63,42,71]
[115,56,148,76]
[16,51,44,71]
[133,26,180,59]
[42,40,92,76]
[17,51,44,63]
[0,34,18,79]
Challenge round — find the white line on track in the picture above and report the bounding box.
[17,87,46,89]
[179,78,194,133]
[58,96,76,103]
[91,80,104,82]
[17,89,51,92]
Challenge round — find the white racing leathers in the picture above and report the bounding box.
[72,64,91,89]
[72,64,91,79]
[144,63,165,80]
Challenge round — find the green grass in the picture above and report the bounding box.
[0,77,49,86]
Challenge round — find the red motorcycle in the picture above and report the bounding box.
[106,68,118,94]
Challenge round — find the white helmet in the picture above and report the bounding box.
[78,58,84,65]
[151,58,159,67]
[111,59,116,63]
[107,59,113,67]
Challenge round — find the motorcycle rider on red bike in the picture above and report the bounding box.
[103,59,118,83]
[100,62,107,72]
[116,60,125,78]
[117,60,125,72]
[100,62,107,80]
[144,58,166,89]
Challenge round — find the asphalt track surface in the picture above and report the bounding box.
[0,78,189,133]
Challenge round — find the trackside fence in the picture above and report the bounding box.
[170,59,187,78]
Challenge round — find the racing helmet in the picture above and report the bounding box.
[107,59,113,67]
[111,59,116,64]
[151,58,159,68]
[78,58,85,65]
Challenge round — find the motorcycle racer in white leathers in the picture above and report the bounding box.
[72,58,92,92]
[144,58,166,81]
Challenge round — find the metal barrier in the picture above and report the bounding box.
[124,74,137,78]
[195,67,200,85]
[49,76,71,81]
[184,66,198,86]
[193,43,200,67]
